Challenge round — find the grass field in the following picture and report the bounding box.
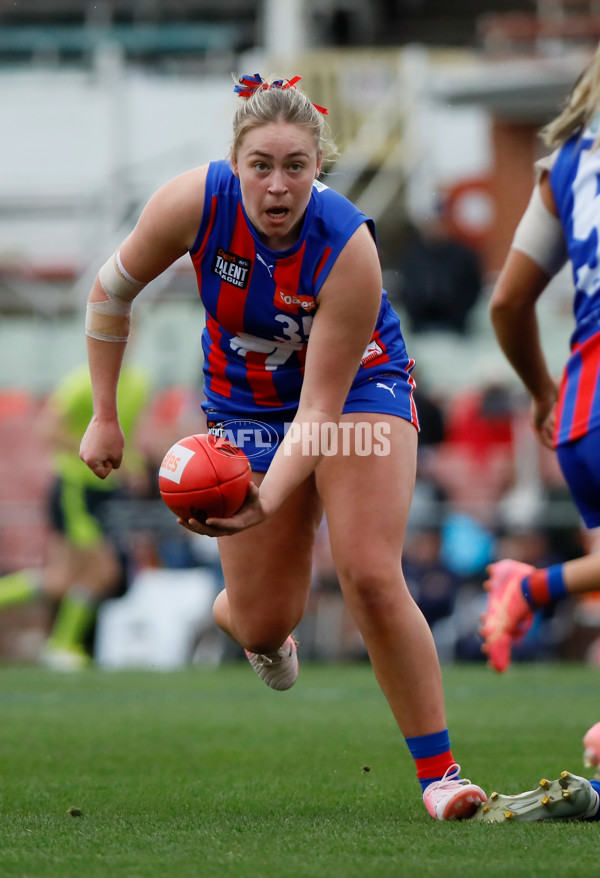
[0,660,599,878]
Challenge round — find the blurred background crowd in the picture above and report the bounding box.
[1,0,599,669]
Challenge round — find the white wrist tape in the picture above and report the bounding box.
[85,251,146,342]
[511,184,568,277]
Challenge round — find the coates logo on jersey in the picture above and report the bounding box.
[213,248,251,289]
[274,289,316,314]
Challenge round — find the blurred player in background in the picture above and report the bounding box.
[0,360,149,669]
[79,73,487,820]
[480,43,600,675]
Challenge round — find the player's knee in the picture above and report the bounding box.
[338,565,405,615]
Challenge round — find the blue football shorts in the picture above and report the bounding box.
[205,371,418,472]
[556,424,600,529]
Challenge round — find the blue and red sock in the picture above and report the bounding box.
[521,564,568,610]
[405,729,455,792]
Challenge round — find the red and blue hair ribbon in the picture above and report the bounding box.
[234,74,328,114]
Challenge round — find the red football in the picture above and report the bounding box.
[158,433,251,521]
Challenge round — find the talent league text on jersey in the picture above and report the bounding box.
[189,160,411,416]
[550,114,600,445]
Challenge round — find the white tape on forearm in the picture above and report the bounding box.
[512,185,568,277]
[85,250,146,342]
[85,302,131,342]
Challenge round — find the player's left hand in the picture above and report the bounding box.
[530,394,557,450]
[177,482,266,536]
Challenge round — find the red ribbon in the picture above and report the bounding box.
[234,74,328,114]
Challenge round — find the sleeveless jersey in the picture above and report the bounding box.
[550,115,600,446]
[189,159,411,417]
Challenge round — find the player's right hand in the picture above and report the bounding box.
[79,416,124,478]
[178,482,265,537]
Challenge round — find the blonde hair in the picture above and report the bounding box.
[541,43,600,149]
[230,75,339,168]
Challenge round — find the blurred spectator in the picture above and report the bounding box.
[396,211,484,335]
[0,359,150,669]
[404,525,461,630]
[301,518,367,661]
[431,380,517,525]
[413,370,446,459]
[494,525,560,570]
[415,389,445,451]
[444,381,514,460]
[439,512,495,582]
[412,370,448,521]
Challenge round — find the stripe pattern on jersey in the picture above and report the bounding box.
[550,123,600,446]
[555,332,600,444]
[189,160,414,417]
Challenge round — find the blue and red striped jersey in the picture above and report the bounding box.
[189,159,410,416]
[550,118,600,445]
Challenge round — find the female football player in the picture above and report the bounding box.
[480,43,600,674]
[80,73,486,820]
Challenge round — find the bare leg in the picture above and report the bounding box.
[213,471,323,654]
[317,415,447,737]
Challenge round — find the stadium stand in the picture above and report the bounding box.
[0,0,596,665]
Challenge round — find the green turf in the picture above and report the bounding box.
[0,661,598,877]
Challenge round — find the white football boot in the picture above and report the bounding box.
[244,636,298,691]
[474,770,599,822]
